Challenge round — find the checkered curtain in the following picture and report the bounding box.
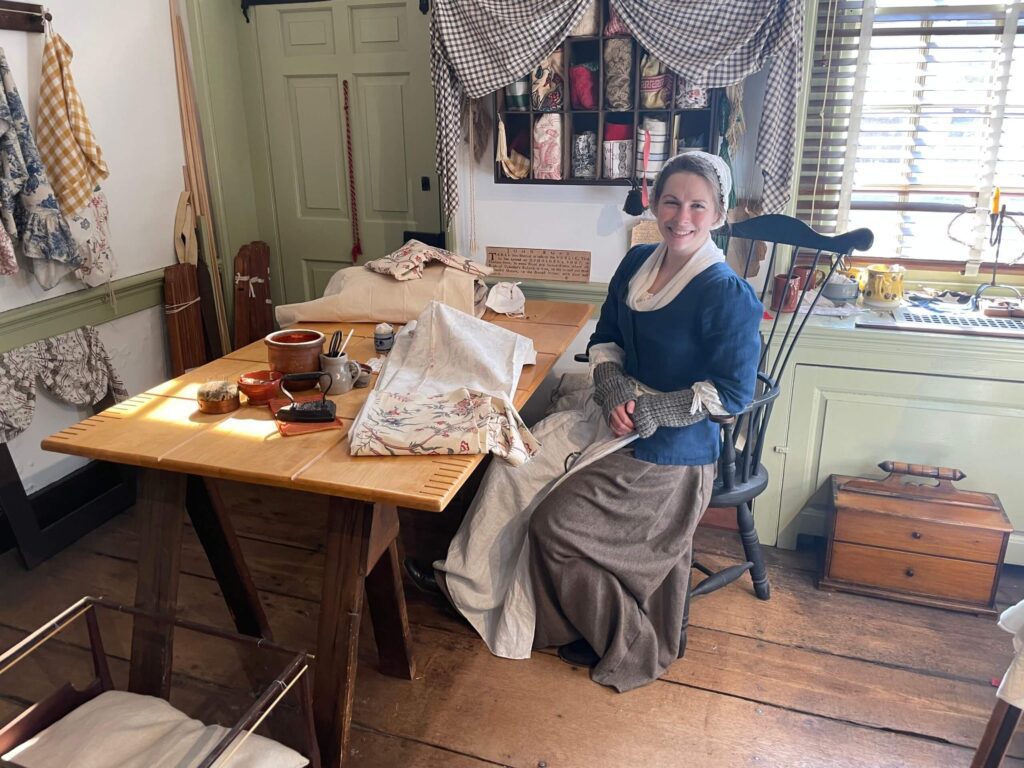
[430,0,803,222]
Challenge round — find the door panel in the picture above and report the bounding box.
[256,0,438,305]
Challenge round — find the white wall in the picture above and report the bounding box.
[1,1,185,491]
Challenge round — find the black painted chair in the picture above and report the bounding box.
[688,214,874,602]
[576,215,873,606]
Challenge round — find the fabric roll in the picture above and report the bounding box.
[569,0,599,36]
[675,75,709,109]
[602,139,633,179]
[639,53,669,108]
[603,38,633,110]
[603,5,630,35]
[504,77,530,110]
[569,63,597,110]
[571,131,597,178]
[531,49,563,112]
[532,114,563,180]
[496,116,530,179]
[635,117,669,180]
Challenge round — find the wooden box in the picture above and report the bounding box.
[819,461,1013,615]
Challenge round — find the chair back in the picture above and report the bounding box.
[729,214,874,387]
[716,215,874,493]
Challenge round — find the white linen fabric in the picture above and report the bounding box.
[438,373,636,658]
[627,238,726,312]
[430,0,802,221]
[349,301,538,465]
[997,599,1024,706]
[274,264,485,326]
[2,690,308,768]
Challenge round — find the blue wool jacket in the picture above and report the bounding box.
[588,244,763,466]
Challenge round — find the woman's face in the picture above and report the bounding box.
[652,171,720,261]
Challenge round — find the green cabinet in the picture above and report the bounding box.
[755,320,1024,564]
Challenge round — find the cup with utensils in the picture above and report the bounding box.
[320,329,361,395]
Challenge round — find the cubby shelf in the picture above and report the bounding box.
[492,0,721,187]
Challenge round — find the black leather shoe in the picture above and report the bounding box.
[404,558,442,595]
[678,626,688,659]
[557,638,600,668]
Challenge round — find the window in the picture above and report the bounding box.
[798,0,1023,272]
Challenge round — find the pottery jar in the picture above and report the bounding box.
[264,329,324,391]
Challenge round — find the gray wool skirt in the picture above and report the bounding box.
[528,449,713,692]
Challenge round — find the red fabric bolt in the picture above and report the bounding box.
[569,65,597,110]
[604,123,631,141]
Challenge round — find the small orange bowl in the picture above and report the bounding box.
[237,370,283,405]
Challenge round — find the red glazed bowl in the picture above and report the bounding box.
[264,329,324,391]
[237,370,284,405]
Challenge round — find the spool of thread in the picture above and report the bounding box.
[374,322,394,352]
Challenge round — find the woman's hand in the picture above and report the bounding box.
[609,400,636,436]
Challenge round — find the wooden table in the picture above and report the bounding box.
[41,301,589,768]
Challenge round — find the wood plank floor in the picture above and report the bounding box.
[1,481,1021,768]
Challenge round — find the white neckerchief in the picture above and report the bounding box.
[626,237,725,312]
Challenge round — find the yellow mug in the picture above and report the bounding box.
[859,264,905,308]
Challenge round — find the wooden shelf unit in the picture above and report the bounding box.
[492,1,721,186]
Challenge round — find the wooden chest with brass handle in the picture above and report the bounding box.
[819,461,1013,614]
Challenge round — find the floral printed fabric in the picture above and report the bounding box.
[0,48,79,290]
[68,185,116,287]
[365,239,492,281]
[0,326,128,444]
[0,227,14,275]
[349,301,538,465]
[350,389,539,467]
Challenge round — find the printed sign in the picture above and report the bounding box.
[485,247,591,282]
[630,219,661,246]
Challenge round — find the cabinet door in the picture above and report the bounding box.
[778,364,1024,562]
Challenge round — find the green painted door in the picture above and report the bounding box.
[255,0,440,303]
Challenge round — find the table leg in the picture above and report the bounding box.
[314,497,372,768]
[186,476,273,640]
[129,469,186,698]
[972,697,1022,768]
[365,539,416,680]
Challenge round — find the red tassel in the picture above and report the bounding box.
[351,243,362,262]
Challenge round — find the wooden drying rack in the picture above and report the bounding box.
[0,1,49,33]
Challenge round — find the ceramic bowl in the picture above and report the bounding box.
[264,329,324,390]
[821,279,859,305]
[237,370,284,405]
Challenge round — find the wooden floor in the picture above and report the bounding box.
[1,482,1022,768]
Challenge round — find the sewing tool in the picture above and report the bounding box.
[275,372,336,423]
[328,330,343,357]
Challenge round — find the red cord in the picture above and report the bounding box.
[343,80,362,262]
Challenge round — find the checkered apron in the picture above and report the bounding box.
[430,0,802,221]
[36,32,109,217]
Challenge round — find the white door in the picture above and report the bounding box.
[255,0,441,303]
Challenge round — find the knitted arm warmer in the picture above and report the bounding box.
[592,361,637,420]
[631,389,707,439]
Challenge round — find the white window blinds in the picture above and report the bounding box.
[799,0,1023,270]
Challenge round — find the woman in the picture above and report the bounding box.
[425,152,762,692]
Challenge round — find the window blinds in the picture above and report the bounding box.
[798,0,1023,269]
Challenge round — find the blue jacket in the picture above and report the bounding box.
[588,244,763,466]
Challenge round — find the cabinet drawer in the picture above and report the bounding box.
[834,508,1004,563]
[829,542,996,604]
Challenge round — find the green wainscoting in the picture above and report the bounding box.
[0,270,165,354]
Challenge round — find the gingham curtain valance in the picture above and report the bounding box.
[430,0,803,222]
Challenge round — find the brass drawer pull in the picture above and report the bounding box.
[904,568,915,578]
[911,531,922,539]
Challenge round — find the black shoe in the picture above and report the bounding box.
[678,626,688,659]
[404,558,442,596]
[557,638,600,669]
